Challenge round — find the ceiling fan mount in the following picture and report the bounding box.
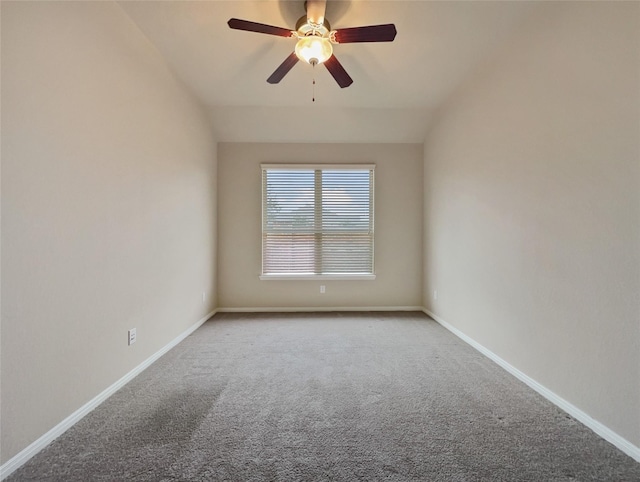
[227,0,397,88]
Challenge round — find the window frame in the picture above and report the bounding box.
[259,163,376,281]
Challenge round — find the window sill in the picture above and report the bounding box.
[259,274,376,281]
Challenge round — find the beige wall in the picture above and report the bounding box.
[1,2,217,462]
[3,0,638,469]
[423,2,640,446]
[218,143,423,310]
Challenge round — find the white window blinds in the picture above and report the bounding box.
[262,165,375,277]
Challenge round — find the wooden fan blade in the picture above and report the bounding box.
[228,18,293,38]
[324,55,353,88]
[267,52,299,84]
[305,0,327,26]
[333,24,397,43]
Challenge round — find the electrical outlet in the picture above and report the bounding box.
[433,290,438,300]
[128,328,137,346]
[202,291,206,304]
[320,285,326,294]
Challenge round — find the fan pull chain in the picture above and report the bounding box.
[312,64,316,102]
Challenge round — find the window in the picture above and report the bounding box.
[261,164,375,279]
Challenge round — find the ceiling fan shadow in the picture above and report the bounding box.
[277,0,353,27]
[325,0,352,25]
[277,0,304,27]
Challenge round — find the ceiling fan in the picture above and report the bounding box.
[227,0,397,88]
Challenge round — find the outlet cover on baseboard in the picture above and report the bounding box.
[128,328,137,346]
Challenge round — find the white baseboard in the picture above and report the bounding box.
[423,308,640,464]
[217,306,424,313]
[0,309,217,481]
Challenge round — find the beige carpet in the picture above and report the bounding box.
[9,312,640,481]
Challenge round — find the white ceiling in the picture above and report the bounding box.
[119,0,538,143]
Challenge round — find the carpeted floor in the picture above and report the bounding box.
[8,312,640,481]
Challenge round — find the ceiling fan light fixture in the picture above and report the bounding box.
[228,3,397,88]
[295,36,333,65]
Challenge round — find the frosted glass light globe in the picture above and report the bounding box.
[295,36,333,65]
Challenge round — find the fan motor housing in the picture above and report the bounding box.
[295,15,331,37]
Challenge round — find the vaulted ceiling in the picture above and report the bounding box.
[119,1,538,143]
